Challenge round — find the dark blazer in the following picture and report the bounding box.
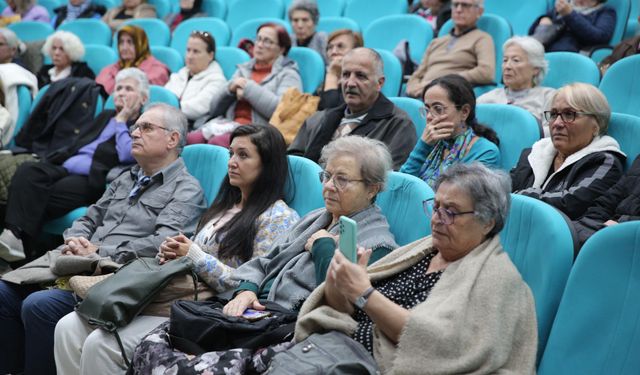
[51,4,106,28]
[574,155,640,246]
[36,61,96,89]
[529,6,616,52]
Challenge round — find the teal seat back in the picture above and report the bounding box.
[182,144,230,205]
[172,18,231,57]
[538,221,640,375]
[8,21,54,42]
[230,17,290,48]
[543,52,601,89]
[344,0,407,31]
[600,54,640,117]
[84,45,118,76]
[364,14,433,65]
[317,0,345,17]
[484,0,547,36]
[374,49,402,98]
[439,14,512,86]
[39,0,62,18]
[226,0,284,30]
[316,16,360,34]
[58,19,112,46]
[377,171,433,246]
[605,0,631,46]
[148,0,171,19]
[500,194,574,363]
[389,97,425,140]
[92,0,118,10]
[105,85,180,110]
[285,155,324,217]
[202,0,227,18]
[607,112,640,171]
[119,18,171,47]
[151,46,184,73]
[288,47,324,93]
[216,46,251,80]
[476,103,541,171]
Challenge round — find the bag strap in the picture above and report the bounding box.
[113,329,131,368]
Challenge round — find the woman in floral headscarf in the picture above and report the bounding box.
[96,25,169,94]
[400,74,500,188]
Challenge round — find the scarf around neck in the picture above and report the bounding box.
[419,126,476,188]
[66,0,91,20]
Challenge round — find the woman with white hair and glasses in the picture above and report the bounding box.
[36,31,95,89]
[511,82,625,220]
[284,162,537,374]
[478,36,556,126]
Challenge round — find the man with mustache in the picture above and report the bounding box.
[288,47,416,170]
[0,102,207,375]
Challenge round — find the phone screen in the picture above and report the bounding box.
[339,216,357,262]
[242,309,271,321]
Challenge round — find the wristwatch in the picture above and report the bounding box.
[354,286,375,310]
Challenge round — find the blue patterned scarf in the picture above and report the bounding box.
[418,127,476,188]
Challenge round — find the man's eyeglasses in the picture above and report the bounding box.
[129,122,171,135]
[255,36,277,48]
[319,171,364,190]
[423,199,476,225]
[543,110,596,123]
[452,1,478,10]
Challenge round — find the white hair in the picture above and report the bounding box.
[41,31,85,62]
[115,67,150,100]
[503,36,548,87]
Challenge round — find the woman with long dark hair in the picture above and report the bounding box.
[54,124,299,375]
[401,74,500,188]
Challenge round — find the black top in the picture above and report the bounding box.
[351,250,443,353]
[36,61,96,89]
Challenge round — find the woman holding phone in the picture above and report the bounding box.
[400,74,500,188]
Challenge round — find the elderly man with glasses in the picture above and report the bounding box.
[0,97,207,375]
[406,0,495,98]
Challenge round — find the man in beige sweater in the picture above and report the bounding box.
[406,0,495,98]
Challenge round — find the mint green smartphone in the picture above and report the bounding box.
[339,216,357,262]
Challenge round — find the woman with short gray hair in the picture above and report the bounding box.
[36,31,95,88]
[285,161,537,374]
[478,36,556,126]
[288,0,327,63]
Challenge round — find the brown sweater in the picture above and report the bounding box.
[406,28,495,98]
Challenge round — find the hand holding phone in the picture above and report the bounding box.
[241,308,271,321]
[339,216,357,262]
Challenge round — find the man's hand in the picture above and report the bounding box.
[62,237,98,256]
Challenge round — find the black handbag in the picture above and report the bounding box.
[75,256,198,366]
[265,331,380,375]
[168,298,298,355]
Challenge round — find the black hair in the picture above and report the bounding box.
[195,124,289,262]
[423,74,500,146]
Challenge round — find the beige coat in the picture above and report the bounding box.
[406,28,495,98]
[295,235,538,374]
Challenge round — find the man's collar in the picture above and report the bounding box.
[450,25,477,37]
[344,93,394,120]
[130,157,183,185]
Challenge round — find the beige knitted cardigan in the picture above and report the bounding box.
[295,235,538,374]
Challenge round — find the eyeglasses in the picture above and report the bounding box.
[255,36,278,48]
[419,104,459,118]
[543,110,596,123]
[423,199,476,225]
[452,1,478,9]
[319,171,364,190]
[129,122,171,135]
